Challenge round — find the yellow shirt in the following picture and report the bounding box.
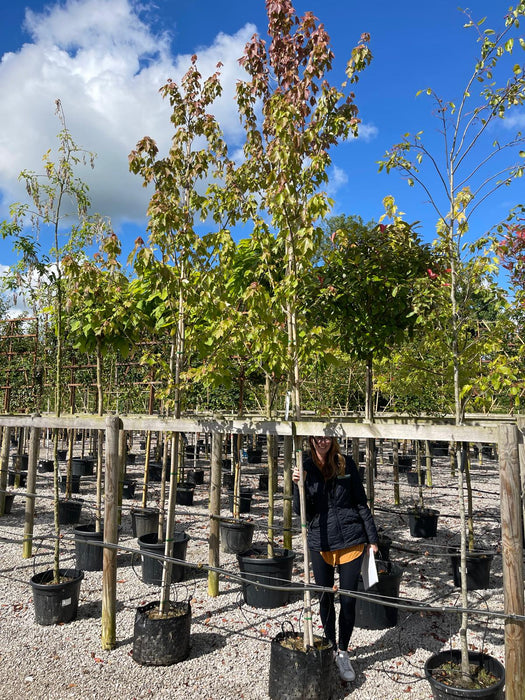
[321,543,365,566]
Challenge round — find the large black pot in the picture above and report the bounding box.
[8,470,27,488]
[408,507,439,538]
[237,545,295,609]
[355,561,404,629]
[60,474,81,494]
[122,479,136,499]
[131,506,159,538]
[187,469,204,485]
[176,482,195,506]
[246,449,263,464]
[268,629,334,700]
[2,493,15,515]
[424,650,504,699]
[71,457,94,477]
[132,600,191,666]
[30,568,84,626]
[38,459,54,473]
[228,488,253,514]
[449,549,494,590]
[389,454,414,471]
[138,531,189,585]
[11,454,29,470]
[223,472,234,490]
[147,462,163,482]
[74,523,104,571]
[407,469,426,487]
[220,518,255,554]
[58,498,83,524]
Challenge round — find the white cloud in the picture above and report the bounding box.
[0,0,254,233]
[356,122,378,142]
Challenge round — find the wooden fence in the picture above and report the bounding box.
[0,412,523,699]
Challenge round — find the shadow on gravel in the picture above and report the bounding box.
[189,631,227,658]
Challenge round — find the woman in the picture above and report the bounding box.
[292,436,379,683]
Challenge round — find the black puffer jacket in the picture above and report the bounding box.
[293,453,378,552]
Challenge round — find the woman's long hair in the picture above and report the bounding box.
[309,437,345,481]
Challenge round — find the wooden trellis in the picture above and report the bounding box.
[0,317,39,412]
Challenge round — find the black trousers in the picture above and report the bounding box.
[310,548,365,651]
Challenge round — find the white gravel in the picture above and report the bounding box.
[0,440,507,699]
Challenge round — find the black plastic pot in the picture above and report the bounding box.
[449,549,494,590]
[176,482,195,506]
[11,454,29,470]
[237,545,296,609]
[74,523,104,571]
[71,457,94,477]
[8,470,27,488]
[131,507,159,538]
[38,459,54,473]
[132,600,191,666]
[2,493,15,515]
[220,518,255,554]
[424,650,504,699]
[187,469,204,485]
[246,449,263,464]
[57,449,67,461]
[355,561,404,629]
[407,470,426,487]
[408,508,439,538]
[58,498,83,524]
[122,479,136,499]
[138,531,189,585]
[147,462,162,482]
[258,473,268,491]
[223,472,234,490]
[60,474,81,494]
[389,454,413,471]
[228,488,253,514]
[126,453,136,465]
[268,629,334,700]
[30,568,84,626]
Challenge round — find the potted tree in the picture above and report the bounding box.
[3,101,100,622]
[379,4,525,691]
[128,55,232,664]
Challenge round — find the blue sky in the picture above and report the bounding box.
[0,0,524,288]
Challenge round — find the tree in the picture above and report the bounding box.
[378,2,525,682]
[1,99,106,582]
[233,0,372,647]
[63,231,138,529]
[129,56,232,614]
[316,206,433,506]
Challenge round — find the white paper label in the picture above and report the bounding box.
[62,597,72,607]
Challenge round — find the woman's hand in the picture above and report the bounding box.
[292,466,303,483]
[368,543,379,554]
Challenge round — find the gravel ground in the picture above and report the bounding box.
[0,438,507,700]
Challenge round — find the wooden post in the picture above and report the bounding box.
[498,423,525,700]
[294,428,314,648]
[0,426,11,515]
[23,421,41,558]
[208,431,222,597]
[101,414,121,650]
[282,435,293,551]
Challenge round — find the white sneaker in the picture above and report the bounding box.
[334,650,356,682]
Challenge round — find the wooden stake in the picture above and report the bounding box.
[101,414,121,650]
[208,431,221,597]
[498,424,525,700]
[22,421,40,558]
